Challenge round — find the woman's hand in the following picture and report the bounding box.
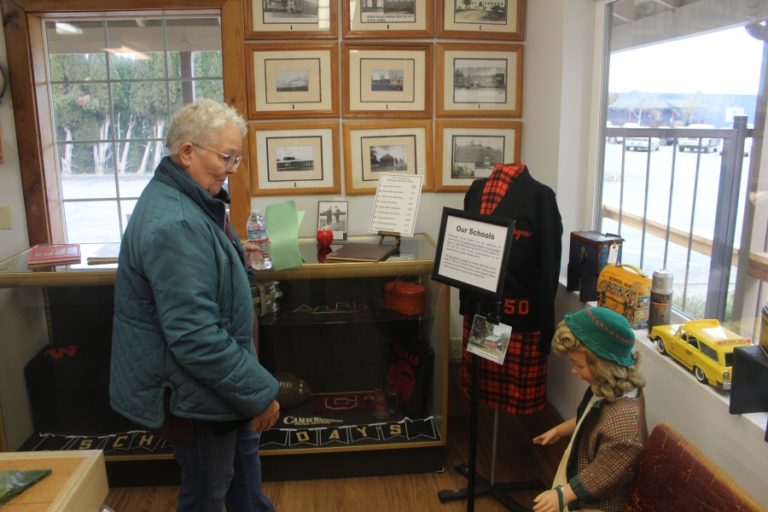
[251,400,280,432]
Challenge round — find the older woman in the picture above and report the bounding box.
[110,99,279,512]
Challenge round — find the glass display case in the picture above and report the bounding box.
[0,234,449,482]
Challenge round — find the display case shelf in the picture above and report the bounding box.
[0,234,449,483]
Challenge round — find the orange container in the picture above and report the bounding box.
[384,281,425,316]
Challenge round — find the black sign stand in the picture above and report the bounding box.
[437,350,544,512]
[432,208,542,510]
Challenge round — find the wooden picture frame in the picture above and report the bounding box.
[246,43,339,119]
[249,120,341,196]
[343,0,433,38]
[436,43,523,118]
[342,43,432,118]
[434,119,522,192]
[437,0,524,40]
[245,0,338,39]
[343,119,432,195]
[317,200,348,240]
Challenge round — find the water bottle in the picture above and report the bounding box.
[246,208,272,270]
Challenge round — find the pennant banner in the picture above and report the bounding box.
[20,417,439,456]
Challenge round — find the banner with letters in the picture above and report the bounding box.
[20,416,439,455]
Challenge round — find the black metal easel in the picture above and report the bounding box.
[437,345,544,511]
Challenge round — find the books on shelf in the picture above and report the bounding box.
[86,243,121,265]
[325,243,398,263]
[27,244,81,266]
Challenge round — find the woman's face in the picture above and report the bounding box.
[567,350,596,384]
[184,123,243,196]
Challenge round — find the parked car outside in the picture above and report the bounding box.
[678,123,720,152]
[625,134,661,151]
[650,319,752,390]
[623,123,660,151]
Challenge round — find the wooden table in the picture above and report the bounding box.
[0,450,108,511]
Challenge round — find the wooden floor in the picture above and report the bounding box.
[104,406,565,512]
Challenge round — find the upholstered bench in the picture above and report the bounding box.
[624,423,763,511]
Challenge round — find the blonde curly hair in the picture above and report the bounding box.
[552,319,645,400]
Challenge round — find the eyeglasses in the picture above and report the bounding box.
[191,142,242,170]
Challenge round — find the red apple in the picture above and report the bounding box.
[316,228,333,247]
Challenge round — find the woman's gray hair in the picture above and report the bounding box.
[165,98,247,155]
[551,319,645,400]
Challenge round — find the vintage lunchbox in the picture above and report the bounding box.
[384,280,425,316]
[597,264,651,329]
[567,231,624,302]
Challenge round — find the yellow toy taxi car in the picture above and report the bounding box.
[649,319,752,390]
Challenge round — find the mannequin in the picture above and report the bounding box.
[459,163,563,414]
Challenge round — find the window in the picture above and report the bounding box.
[45,15,223,243]
[598,1,768,341]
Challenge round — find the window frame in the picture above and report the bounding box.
[1,0,250,245]
[596,1,768,336]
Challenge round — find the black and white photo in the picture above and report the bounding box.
[452,58,507,104]
[317,200,348,237]
[434,119,521,192]
[451,135,504,178]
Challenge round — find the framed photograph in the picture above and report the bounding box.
[343,0,433,38]
[343,119,432,195]
[437,0,524,40]
[317,200,348,240]
[249,121,341,196]
[436,43,523,118]
[245,0,338,39]
[432,207,515,298]
[343,43,432,118]
[246,43,339,119]
[434,119,521,192]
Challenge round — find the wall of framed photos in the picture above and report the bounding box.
[243,0,526,204]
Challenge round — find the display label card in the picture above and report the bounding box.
[369,173,423,236]
[431,207,515,297]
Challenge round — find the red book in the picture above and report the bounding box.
[27,243,82,266]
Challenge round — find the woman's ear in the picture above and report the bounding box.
[177,142,195,167]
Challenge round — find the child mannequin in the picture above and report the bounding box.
[532,307,647,512]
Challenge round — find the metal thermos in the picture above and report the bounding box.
[648,270,673,331]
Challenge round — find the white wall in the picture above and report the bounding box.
[0,22,29,261]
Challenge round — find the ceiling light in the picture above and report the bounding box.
[55,22,83,35]
[103,46,150,61]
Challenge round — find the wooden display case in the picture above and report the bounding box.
[0,450,108,511]
[0,234,449,483]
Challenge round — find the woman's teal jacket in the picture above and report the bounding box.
[110,157,278,429]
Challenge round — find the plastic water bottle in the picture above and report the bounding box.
[246,208,272,270]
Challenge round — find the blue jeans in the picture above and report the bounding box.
[171,420,275,512]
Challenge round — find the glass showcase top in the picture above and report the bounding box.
[0,234,436,287]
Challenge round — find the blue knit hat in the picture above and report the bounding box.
[564,307,636,367]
